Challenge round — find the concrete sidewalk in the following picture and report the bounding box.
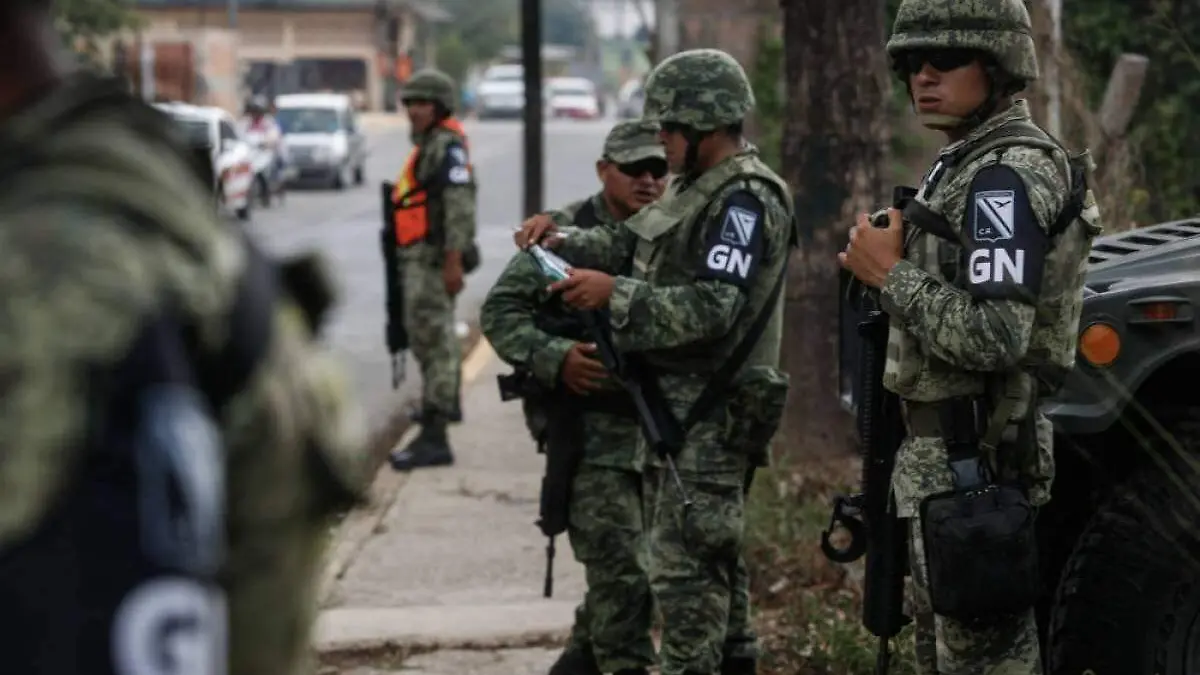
[316,340,585,673]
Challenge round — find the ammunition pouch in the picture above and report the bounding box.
[920,484,1039,623]
[725,365,790,466]
[915,395,1040,623]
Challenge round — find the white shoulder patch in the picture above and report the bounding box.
[973,189,1016,242]
[719,206,758,247]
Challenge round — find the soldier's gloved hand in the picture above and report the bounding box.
[561,342,608,395]
[839,208,904,289]
[514,213,561,249]
[548,268,615,310]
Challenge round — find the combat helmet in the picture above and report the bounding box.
[401,69,457,113]
[642,48,754,132]
[887,0,1037,129]
[887,0,1038,83]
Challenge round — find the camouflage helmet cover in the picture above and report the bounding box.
[887,0,1039,82]
[401,69,457,111]
[642,48,755,131]
[602,119,665,163]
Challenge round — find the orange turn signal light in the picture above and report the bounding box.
[1079,322,1120,367]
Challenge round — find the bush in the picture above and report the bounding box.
[745,455,918,674]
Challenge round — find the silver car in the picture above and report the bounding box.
[275,93,367,190]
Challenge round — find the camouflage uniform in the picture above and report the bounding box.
[553,50,795,675]
[390,69,478,470]
[481,121,665,675]
[882,2,1101,672]
[0,75,370,675]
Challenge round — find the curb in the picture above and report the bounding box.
[314,601,575,656]
[318,326,490,605]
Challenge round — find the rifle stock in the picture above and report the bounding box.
[381,182,408,388]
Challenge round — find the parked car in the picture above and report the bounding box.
[155,101,256,221]
[545,77,601,120]
[275,92,367,190]
[476,64,525,120]
[617,78,645,119]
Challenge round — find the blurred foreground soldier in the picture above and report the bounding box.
[482,119,668,675]
[839,0,1101,672]
[389,68,479,471]
[514,49,797,675]
[0,2,371,673]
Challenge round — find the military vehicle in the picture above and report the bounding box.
[838,217,1200,674]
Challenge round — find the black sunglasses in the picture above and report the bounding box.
[896,48,978,75]
[613,158,668,179]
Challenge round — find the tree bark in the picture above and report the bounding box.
[778,0,891,458]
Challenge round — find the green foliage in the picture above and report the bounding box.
[744,456,918,675]
[749,25,784,172]
[542,0,591,47]
[434,30,472,87]
[435,0,591,74]
[436,0,519,66]
[1064,0,1200,222]
[53,0,140,55]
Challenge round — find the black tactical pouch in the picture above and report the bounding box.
[920,483,1039,622]
[919,396,1040,623]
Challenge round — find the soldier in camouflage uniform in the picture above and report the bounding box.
[389,69,478,471]
[515,49,796,675]
[840,1,1101,672]
[0,2,371,674]
[482,120,668,675]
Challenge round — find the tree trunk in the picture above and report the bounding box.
[778,0,891,458]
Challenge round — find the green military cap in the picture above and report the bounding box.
[602,120,665,163]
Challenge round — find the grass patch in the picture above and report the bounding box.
[745,455,918,675]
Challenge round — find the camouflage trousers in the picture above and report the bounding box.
[566,463,657,671]
[642,417,758,675]
[895,436,1044,674]
[401,254,460,418]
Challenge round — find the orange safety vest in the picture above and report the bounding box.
[392,117,471,246]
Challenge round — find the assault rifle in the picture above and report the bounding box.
[380,182,407,388]
[819,190,913,674]
[526,244,692,505]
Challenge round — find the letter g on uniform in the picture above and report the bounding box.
[706,244,753,278]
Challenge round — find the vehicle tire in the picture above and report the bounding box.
[354,164,365,186]
[1047,408,1200,675]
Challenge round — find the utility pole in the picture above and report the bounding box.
[1044,0,1062,138]
[227,0,238,29]
[654,0,679,62]
[522,0,544,217]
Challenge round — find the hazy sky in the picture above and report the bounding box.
[586,0,656,39]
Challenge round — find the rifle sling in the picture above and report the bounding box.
[680,259,788,432]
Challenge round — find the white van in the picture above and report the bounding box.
[275,92,367,190]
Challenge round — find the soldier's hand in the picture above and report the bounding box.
[839,208,904,288]
[548,269,615,310]
[561,342,608,394]
[514,213,561,249]
[443,256,465,297]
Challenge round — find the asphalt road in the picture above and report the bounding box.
[245,117,615,430]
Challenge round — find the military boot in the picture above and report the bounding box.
[546,644,601,675]
[720,658,757,675]
[408,403,463,424]
[389,417,454,471]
